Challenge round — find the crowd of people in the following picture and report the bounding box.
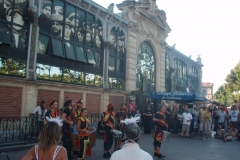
[23,98,240,160]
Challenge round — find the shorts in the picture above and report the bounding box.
[182,124,190,132]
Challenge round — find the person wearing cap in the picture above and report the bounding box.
[64,18,74,41]
[68,13,80,33]
[114,103,131,151]
[102,102,115,158]
[32,100,47,134]
[51,21,62,38]
[39,1,51,33]
[62,99,74,159]
[72,99,84,119]
[45,99,60,122]
[3,7,26,49]
[110,121,153,160]
[42,1,51,18]
[55,6,63,22]
[152,105,168,159]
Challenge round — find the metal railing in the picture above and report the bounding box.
[0,113,102,146]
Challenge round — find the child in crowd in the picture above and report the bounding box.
[215,125,224,139]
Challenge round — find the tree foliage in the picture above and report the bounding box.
[214,62,240,106]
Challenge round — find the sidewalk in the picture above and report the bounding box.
[1,133,239,160]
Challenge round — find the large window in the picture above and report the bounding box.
[0,0,29,77]
[173,58,187,91]
[37,0,104,87]
[188,66,199,92]
[136,41,155,95]
[108,27,126,90]
[165,53,171,92]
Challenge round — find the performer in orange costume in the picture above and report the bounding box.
[153,105,168,159]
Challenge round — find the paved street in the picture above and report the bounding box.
[0,133,239,160]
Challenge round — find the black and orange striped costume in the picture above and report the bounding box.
[77,116,91,160]
[44,110,59,123]
[62,107,74,159]
[103,110,115,152]
[153,112,167,156]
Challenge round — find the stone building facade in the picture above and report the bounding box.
[202,82,214,101]
[0,0,202,117]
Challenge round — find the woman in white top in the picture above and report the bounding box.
[110,119,153,160]
[22,119,67,160]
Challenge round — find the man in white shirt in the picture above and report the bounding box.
[217,106,227,129]
[32,100,47,133]
[181,108,192,138]
[229,105,239,129]
[110,123,153,160]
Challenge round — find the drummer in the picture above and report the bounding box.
[76,108,95,160]
[102,102,115,158]
[114,103,131,151]
[62,99,74,159]
[152,105,168,159]
[72,99,84,119]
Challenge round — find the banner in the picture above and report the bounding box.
[151,92,197,100]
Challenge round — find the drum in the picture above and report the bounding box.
[71,132,81,152]
[72,124,78,135]
[111,129,122,138]
[162,130,171,141]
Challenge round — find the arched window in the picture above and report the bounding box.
[136,41,155,95]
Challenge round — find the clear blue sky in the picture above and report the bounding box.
[93,0,240,94]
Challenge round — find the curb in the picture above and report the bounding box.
[0,143,36,153]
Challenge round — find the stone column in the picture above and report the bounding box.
[125,30,137,93]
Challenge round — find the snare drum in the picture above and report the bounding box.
[111,129,122,138]
[71,132,81,152]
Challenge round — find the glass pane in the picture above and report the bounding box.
[95,34,102,50]
[11,26,26,50]
[117,58,124,72]
[108,77,116,89]
[64,4,75,42]
[94,52,101,67]
[49,66,62,81]
[64,18,74,41]
[36,64,62,81]
[85,14,94,48]
[95,19,103,50]
[108,56,115,71]
[0,57,26,76]
[52,38,64,57]
[38,34,49,54]
[54,0,64,22]
[51,21,62,38]
[65,42,75,59]
[0,22,11,44]
[63,69,84,84]
[95,75,102,87]
[76,46,86,62]
[85,73,94,86]
[0,0,13,22]
[36,63,50,79]
[39,1,52,33]
[117,30,125,58]
[86,49,96,65]
[75,9,85,45]
[136,41,155,94]
[109,27,116,55]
